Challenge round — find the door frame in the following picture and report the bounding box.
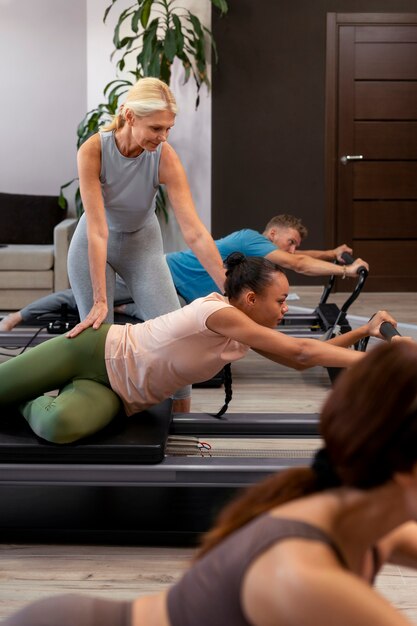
[324,12,417,249]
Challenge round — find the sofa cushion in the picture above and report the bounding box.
[0,270,53,289]
[0,245,54,270]
[0,192,67,244]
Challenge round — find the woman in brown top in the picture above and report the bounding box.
[4,340,417,625]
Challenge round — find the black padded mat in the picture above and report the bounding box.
[0,400,172,464]
[171,412,319,436]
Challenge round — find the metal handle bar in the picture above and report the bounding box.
[319,254,368,309]
[341,251,354,264]
[380,321,401,341]
[319,271,336,305]
[341,252,368,277]
[340,155,364,165]
[340,268,368,315]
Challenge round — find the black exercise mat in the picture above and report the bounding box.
[0,400,172,464]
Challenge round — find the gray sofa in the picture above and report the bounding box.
[0,192,77,310]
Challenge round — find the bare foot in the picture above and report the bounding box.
[0,311,23,331]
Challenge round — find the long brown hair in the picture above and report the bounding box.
[198,342,417,558]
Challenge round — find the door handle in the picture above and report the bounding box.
[340,155,364,165]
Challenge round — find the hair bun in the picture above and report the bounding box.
[224,252,246,271]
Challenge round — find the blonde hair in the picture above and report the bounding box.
[101,78,177,132]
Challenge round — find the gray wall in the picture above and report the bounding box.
[212,0,417,283]
[0,0,86,199]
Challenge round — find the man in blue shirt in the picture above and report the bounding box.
[0,215,368,329]
[165,214,366,304]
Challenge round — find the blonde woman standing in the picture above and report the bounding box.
[67,78,224,411]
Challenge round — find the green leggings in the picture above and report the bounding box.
[0,325,121,444]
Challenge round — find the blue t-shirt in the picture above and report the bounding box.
[166,229,277,303]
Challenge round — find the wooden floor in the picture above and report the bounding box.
[1,287,417,622]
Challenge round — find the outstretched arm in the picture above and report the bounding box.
[206,307,364,370]
[245,564,413,626]
[265,249,368,278]
[159,143,225,291]
[295,243,353,262]
[325,310,397,348]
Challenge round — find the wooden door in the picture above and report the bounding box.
[326,14,417,291]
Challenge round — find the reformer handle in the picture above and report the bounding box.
[319,272,336,305]
[341,252,368,277]
[380,321,401,341]
[341,251,354,264]
[319,253,368,308]
[340,263,368,315]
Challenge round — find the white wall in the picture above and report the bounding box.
[0,0,87,198]
[86,0,212,229]
[0,0,211,227]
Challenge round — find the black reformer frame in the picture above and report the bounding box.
[0,323,398,544]
[0,401,315,544]
[279,253,369,339]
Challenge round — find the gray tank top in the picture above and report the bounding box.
[99,130,162,232]
[167,515,348,626]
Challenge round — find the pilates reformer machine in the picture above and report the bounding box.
[0,312,319,542]
[0,401,318,545]
[0,322,398,544]
[279,252,369,339]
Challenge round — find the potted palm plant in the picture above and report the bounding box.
[60,0,228,218]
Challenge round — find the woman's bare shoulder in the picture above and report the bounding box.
[78,133,101,157]
[242,548,411,626]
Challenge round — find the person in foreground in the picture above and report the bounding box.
[0,214,367,331]
[0,254,393,444]
[3,342,417,626]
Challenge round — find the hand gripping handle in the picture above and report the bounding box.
[380,321,401,341]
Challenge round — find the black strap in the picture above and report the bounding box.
[213,363,232,419]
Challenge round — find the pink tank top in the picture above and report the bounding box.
[104,293,249,415]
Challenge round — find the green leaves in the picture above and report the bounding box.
[211,0,228,14]
[140,0,153,28]
[61,0,229,215]
[155,184,168,223]
[106,0,228,94]
[59,178,82,218]
[164,28,176,62]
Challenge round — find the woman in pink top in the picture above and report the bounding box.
[3,342,417,626]
[0,253,396,443]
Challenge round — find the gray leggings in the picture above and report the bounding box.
[1,594,132,626]
[20,278,135,323]
[67,213,180,323]
[67,213,190,400]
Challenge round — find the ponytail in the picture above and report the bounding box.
[101,112,125,133]
[197,466,320,558]
[197,447,341,558]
